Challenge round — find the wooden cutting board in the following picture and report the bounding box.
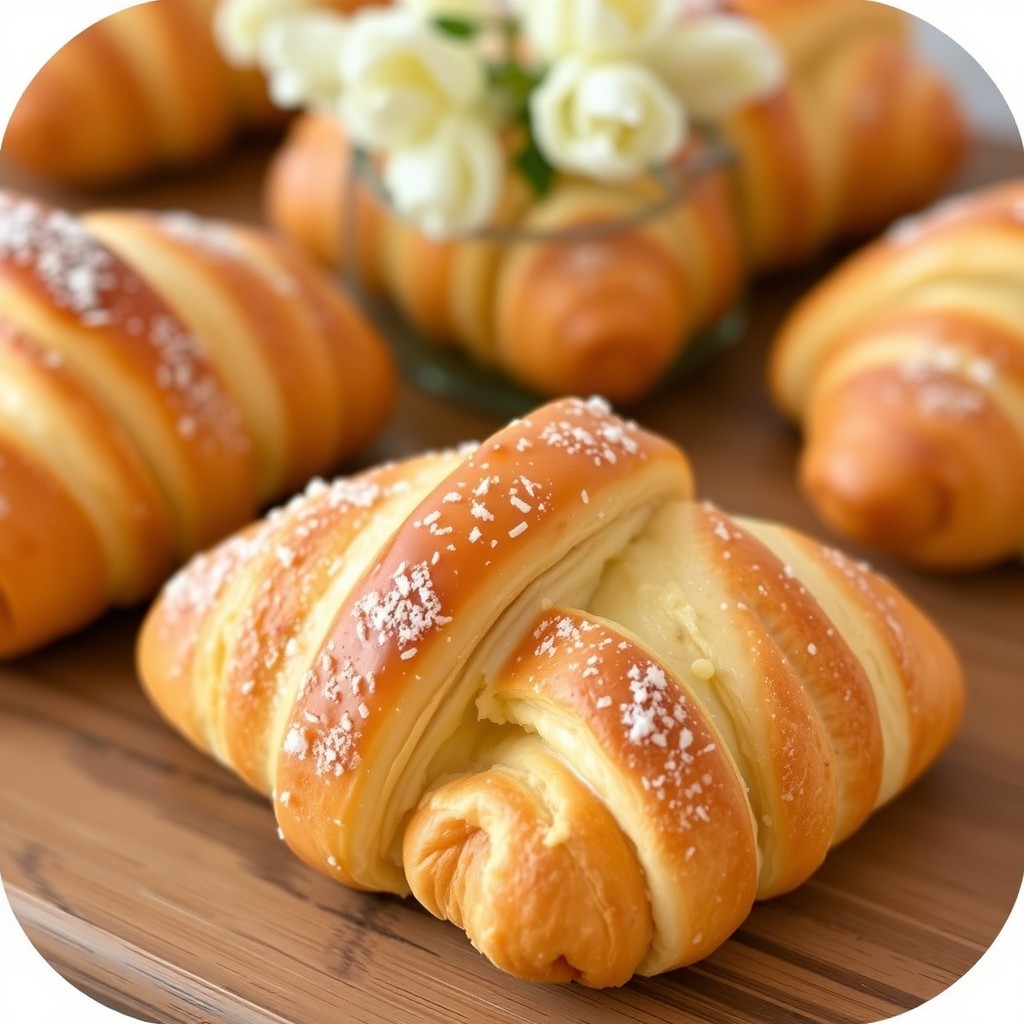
[0,140,1022,1024]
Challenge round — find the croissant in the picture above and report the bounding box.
[725,0,966,270]
[769,179,1024,571]
[138,396,965,987]
[0,0,376,188]
[266,119,745,404]
[264,0,963,402]
[0,190,396,658]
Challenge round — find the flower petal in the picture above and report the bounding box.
[384,115,505,235]
[214,0,313,66]
[339,8,486,149]
[651,15,785,120]
[532,57,686,181]
[260,11,348,110]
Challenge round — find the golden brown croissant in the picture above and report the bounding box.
[263,0,964,402]
[138,396,964,987]
[769,179,1024,571]
[724,0,966,269]
[0,0,377,188]
[266,120,745,405]
[0,190,396,658]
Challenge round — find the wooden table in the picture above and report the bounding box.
[0,139,1021,1024]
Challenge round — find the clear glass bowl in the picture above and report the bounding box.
[351,286,747,419]
[339,138,747,417]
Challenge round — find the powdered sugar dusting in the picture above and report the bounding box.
[284,650,383,779]
[157,210,246,259]
[313,722,361,776]
[899,345,996,419]
[149,312,242,443]
[528,613,716,824]
[0,195,246,445]
[301,475,391,516]
[539,399,642,467]
[160,465,398,684]
[283,724,309,758]
[352,560,451,652]
[230,472,403,695]
[621,661,689,750]
[162,523,272,635]
[0,194,117,320]
[282,718,362,777]
[384,399,648,591]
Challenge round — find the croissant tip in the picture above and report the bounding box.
[801,445,946,554]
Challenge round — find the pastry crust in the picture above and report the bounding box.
[138,397,965,986]
[0,192,395,657]
[770,180,1024,569]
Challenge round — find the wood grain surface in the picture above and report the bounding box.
[0,139,1022,1024]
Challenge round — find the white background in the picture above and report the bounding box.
[0,1,1021,1022]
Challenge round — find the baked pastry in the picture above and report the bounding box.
[138,396,965,987]
[725,0,966,269]
[1,0,374,188]
[3,0,273,187]
[263,0,963,403]
[266,121,745,403]
[0,190,395,658]
[770,180,1024,571]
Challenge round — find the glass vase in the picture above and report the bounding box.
[338,136,748,419]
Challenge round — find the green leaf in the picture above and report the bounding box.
[432,15,478,39]
[486,63,544,125]
[514,138,556,198]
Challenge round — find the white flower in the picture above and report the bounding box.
[531,56,686,181]
[513,0,681,60]
[649,15,785,120]
[214,0,313,66]
[338,9,487,151]
[383,115,504,236]
[259,11,348,110]
[398,0,507,18]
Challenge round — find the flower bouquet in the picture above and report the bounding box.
[217,0,785,409]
